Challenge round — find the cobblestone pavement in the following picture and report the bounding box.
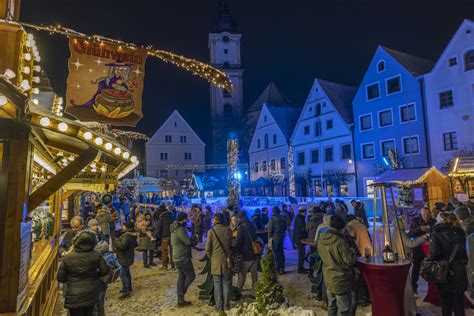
[55,245,473,315]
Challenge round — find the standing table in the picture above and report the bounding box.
[357,257,411,316]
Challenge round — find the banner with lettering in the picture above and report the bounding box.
[66,38,147,126]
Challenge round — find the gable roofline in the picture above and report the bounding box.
[315,77,356,125]
[147,110,206,146]
[264,104,301,140]
[430,19,474,74]
[247,82,292,112]
[379,45,434,76]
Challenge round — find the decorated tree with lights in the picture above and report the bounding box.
[227,138,240,209]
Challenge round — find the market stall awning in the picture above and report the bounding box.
[373,167,446,186]
[139,184,163,193]
[450,156,474,177]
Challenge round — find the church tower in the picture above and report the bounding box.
[209,0,244,163]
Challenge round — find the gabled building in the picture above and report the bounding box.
[146,110,205,183]
[249,104,301,196]
[291,78,357,197]
[423,19,474,170]
[353,46,434,196]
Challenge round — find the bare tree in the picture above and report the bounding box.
[325,169,352,196]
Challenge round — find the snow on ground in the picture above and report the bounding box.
[56,241,474,316]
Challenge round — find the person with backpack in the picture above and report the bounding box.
[268,206,287,274]
[57,230,110,316]
[171,212,197,307]
[429,212,468,316]
[95,240,121,316]
[235,210,259,295]
[206,213,233,312]
[114,221,138,299]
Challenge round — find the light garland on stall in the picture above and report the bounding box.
[16,22,233,92]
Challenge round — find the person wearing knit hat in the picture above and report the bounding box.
[213,212,225,224]
[88,218,105,242]
[455,206,474,236]
[115,220,138,299]
[294,207,308,273]
[237,210,247,219]
[176,212,188,223]
[330,215,346,231]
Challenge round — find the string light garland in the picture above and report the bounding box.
[227,139,240,209]
[16,22,234,92]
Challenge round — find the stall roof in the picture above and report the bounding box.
[140,184,163,193]
[373,167,446,185]
[450,156,474,177]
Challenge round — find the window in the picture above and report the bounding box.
[439,90,454,109]
[400,104,416,122]
[326,119,333,129]
[264,115,267,122]
[254,162,259,172]
[377,60,385,72]
[270,159,276,171]
[315,103,321,116]
[360,114,372,131]
[180,136,187,143]
[314,180,322,196]
[184,169,193,175]
[311,149,319,164]
[304,125,310,135]
[403,136,420,155]
[280,157,286,169]
[184,153,192,160]
[223,89,232,98]
[273,134,277,144]
[308,106,312,112]
[325,147,334,162]
[381,140,395,156]
[386,76,402,95]
[223,61,230,68]
[340,183,349,197]
[366,83,380,100]
[174,121,177,127]
[224,49,228,55]
[315,121,322,137]
[342,144,352,160]
[443,132,458,151]
[378,109,393,127]
[223,103,233,118]
[160,170,168,178]
[465,50,474,71]
[327,183,334,196]
[297,152,305,165]
[262,161,267,172]
[264,134,269,149]
[362,143,375,159]
[448,57,457,67]
[160,153,168,161]
[257,139,261,149]
[165,135,172,143]
[222,36,230,42]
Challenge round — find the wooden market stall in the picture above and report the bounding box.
[449,156,474,199]
[374,166,450,209]
[0,22,138,315]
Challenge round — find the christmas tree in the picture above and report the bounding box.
[197,254,214,304]
[255,251,284,314]
[309,253,324,299]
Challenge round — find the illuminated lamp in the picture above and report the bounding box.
[122,152,130,159]
[57,122,68,132]
[22,66,31,74]
[23,53,32,61]
[114,147,122,155]
[39,117,50,127]
[4,69,16,79]
[130,156,137,163]
[104,143,112,151]
[94,137,103,146]
[20,80,31,91]
[83,131,93,140]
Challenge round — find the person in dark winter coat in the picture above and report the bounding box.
[203,206,213,236]
[235,211,259,294]
[268,206,287,274]
[429,212,468,316]
[59,216,84,257]
[94,240,114,316]
[350,200,368,228]
[113,222,137,299]
[157,209,175,270]
[409,207,437,294]
[57,230,109,316]
[294,207,308,273]
[454,206,474,236]
[307,207,324,276]
[194,207,205,242]
[171,212,197,307]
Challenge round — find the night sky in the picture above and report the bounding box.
[21,0,474,162]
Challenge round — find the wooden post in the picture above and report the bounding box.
[0,119,31,313]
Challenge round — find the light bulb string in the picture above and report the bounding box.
[10,20,233,92]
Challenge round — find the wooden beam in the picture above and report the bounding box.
[28,146,98,212]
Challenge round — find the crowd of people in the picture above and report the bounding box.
[56,193,474,316]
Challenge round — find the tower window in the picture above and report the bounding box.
[222,36,230,42]
[224,49,228,55]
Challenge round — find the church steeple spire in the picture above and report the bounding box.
[213,0,237,33]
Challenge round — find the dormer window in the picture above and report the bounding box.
[377,60,386,73]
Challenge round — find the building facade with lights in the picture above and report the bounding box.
[352,46,433,197]
[146,110,205,184]
[423,19,474,170]
[249,104,300,196]
[291,78,357,197]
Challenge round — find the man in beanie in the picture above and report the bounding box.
[206,212,232,312]
[235,210,259,295]
[171,212,197,307]
[317,215,356,316]
[294,207,308,273]
[113,221,137,299]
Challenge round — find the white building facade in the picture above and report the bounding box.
[291,78,357,197]
[146,110,205,182]
[424,19,474,170]
[249,105,300,196]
